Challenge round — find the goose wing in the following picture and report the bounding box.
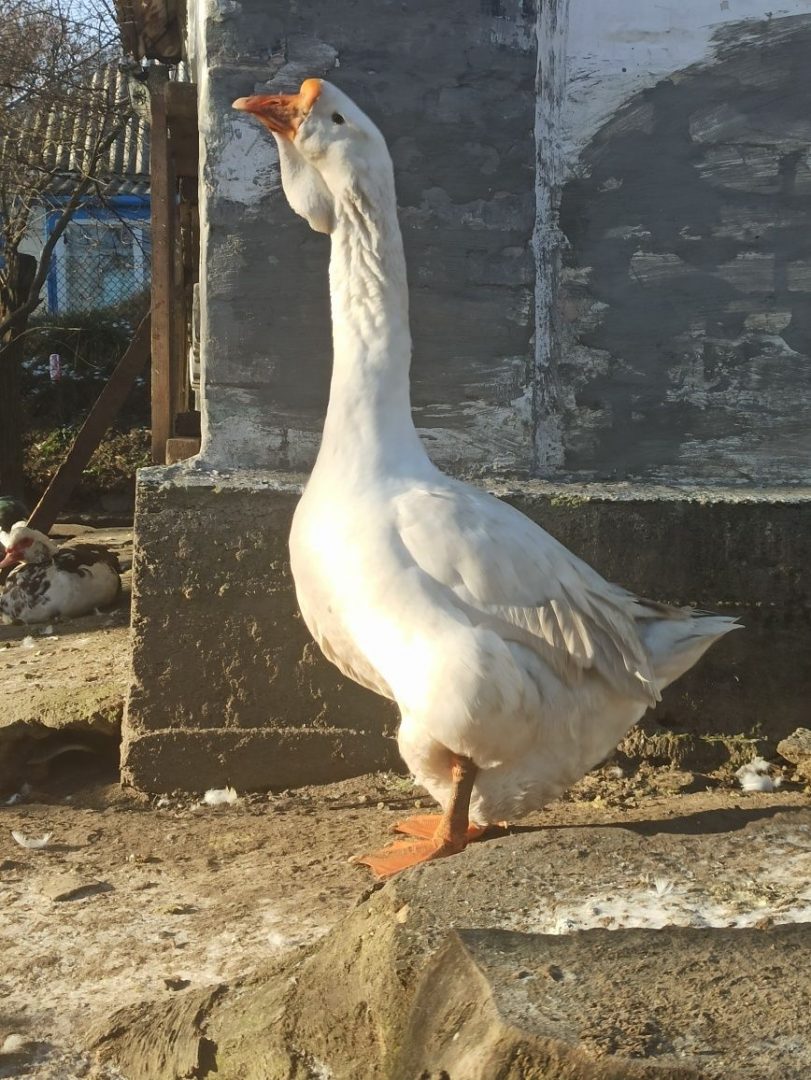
[395,484,669,704]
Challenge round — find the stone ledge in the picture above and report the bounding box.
[88,814,811,1079]
[121,727,399,792]
[123,466,810,792]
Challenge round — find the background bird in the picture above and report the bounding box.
[0,523,121,624]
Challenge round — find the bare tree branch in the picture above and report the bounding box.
[0,112,130,345]
[0,0,141,493]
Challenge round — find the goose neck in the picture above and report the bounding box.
[320,181,426,470]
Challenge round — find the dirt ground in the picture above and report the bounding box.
[1,760,808,1079]
[2,526,810,1078]
[0,526,133,794]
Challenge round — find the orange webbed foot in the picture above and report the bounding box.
[352,835,472,878]
[392,814,486,842]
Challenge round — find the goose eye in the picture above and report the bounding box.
[331,112,345,125]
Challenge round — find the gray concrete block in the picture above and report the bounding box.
[122,468,811,793]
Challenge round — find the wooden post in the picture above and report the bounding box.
[171,194,187,425]
[27,314,151,534]
[0,255,36,498]
[148,66,175,465]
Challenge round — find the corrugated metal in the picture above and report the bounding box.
[44,64,152,196]
[4,59,194,198]
[2,63,152,197]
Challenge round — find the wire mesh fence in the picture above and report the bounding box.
[46,200,151,315]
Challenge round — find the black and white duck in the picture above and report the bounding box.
[0,523,121,623]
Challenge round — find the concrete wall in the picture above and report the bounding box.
[123,470,400,791]
[194,0,537,476]
[552,4,811,482]
[190,0,811,485]
[123,470,811,792]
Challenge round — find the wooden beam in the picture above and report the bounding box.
[27,315,151,535]
[166,82,197,124]
[168,82,198,178]
[171,193,188,424]
[165,437,200,464]
[148,67,175,465]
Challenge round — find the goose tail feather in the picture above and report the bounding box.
[640,611,741,691]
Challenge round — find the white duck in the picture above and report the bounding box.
[233,80,739,876]
[0,523,121,623]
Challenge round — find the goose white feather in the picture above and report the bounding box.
[235,80,739,834]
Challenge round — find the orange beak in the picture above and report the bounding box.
[232,78,322,140]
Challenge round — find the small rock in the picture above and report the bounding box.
[777,728,811,781]
[395,904,410,924]
[41,874,111,902]
[164,976,191,991]
[161,903,197,915]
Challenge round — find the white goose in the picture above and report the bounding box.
[0,523,121,624]
[234,80,739,876]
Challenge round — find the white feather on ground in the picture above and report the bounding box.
[202,786,239,807]
[11,830,52,849]
[736,757,782,793]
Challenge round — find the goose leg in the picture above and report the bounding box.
[353,754,479,878]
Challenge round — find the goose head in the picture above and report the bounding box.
[0,523,57,568]
[233,79,391,234]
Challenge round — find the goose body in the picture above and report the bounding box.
[235,81,739,872]
[292,467,734,826]
[0,524,121,624]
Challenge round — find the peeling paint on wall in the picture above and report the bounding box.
[195,0,811,485]
[532,0,569,474]
[219,115,281,207]
[557,14,811,482]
